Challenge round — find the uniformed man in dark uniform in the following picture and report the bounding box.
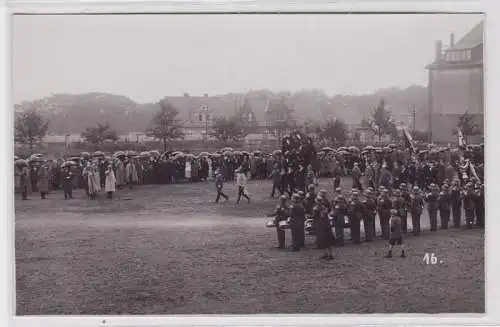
[426,184,440,231]
[312,196,335,260]
[474,183,484,228]
[362,189,377,241]
[410,186,424,236]
[267,195,290,249]
[269,163,281,199]
[399,183,411,204]
[450,179,463,228]
[438,184,451,229]
[286,167,296,197]
[297,190,306,203]
[347,190,363,244]
[333,193,347,246]
[289,193,306,250]
[296,165,306,193]
[377,188,392,240]
[318,189,332,212]
[463,183,476,229]
[304,184,317,215]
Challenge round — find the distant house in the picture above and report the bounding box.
[263,96,295,136]
[162,93,296,140]
[425,21,484,143]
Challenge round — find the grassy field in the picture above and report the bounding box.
[15,178,485,315]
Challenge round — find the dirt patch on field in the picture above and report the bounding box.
[15,179,485,314]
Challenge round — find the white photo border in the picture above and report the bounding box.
[2,0,498,326]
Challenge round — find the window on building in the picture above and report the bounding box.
[445,51,452,62]
[466,49,472,61]
[207,114,211,121]
[199,114,203,122]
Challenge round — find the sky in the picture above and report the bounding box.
[12,13,483,104]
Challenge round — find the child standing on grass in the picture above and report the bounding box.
[214,169,229,203]
[62,166,74,200]
[385,209,406,258]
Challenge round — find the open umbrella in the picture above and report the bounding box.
[93,151,105,157]
[29,153,43,161]
[15,159,27,166]
[363,145,375,151]
[61,160,77,168]
[199,152,210,157]
[221,147,234,152]
[321,147,334,152]
[114,151,126,157]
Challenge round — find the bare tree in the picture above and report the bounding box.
[145,98,184,152]
[360,99,398,141]
[210,116,248,145]
[319,118,348,145]
[14,109,49,152]
[81,122,119,146]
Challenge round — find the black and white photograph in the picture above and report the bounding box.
[13,13,485,315]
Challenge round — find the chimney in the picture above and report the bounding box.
[204,93,208,97]
[450,33,455,49]
[435,40,443,61]
[183,93,189,97]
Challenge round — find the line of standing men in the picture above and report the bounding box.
[268,178,484,260]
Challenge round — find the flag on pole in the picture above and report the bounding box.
[457,128,466,149]
[402,128,416,154]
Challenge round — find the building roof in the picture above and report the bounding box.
[452,20,484,50]
[426,20,484,69]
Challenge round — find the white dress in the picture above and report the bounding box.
[105,169,117,192]
[207,158,213,181]
[185,161,192,179]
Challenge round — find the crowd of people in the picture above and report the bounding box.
[14,132,485,261]
[263,135,484,260]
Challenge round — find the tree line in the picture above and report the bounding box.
[14,96,481,153]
